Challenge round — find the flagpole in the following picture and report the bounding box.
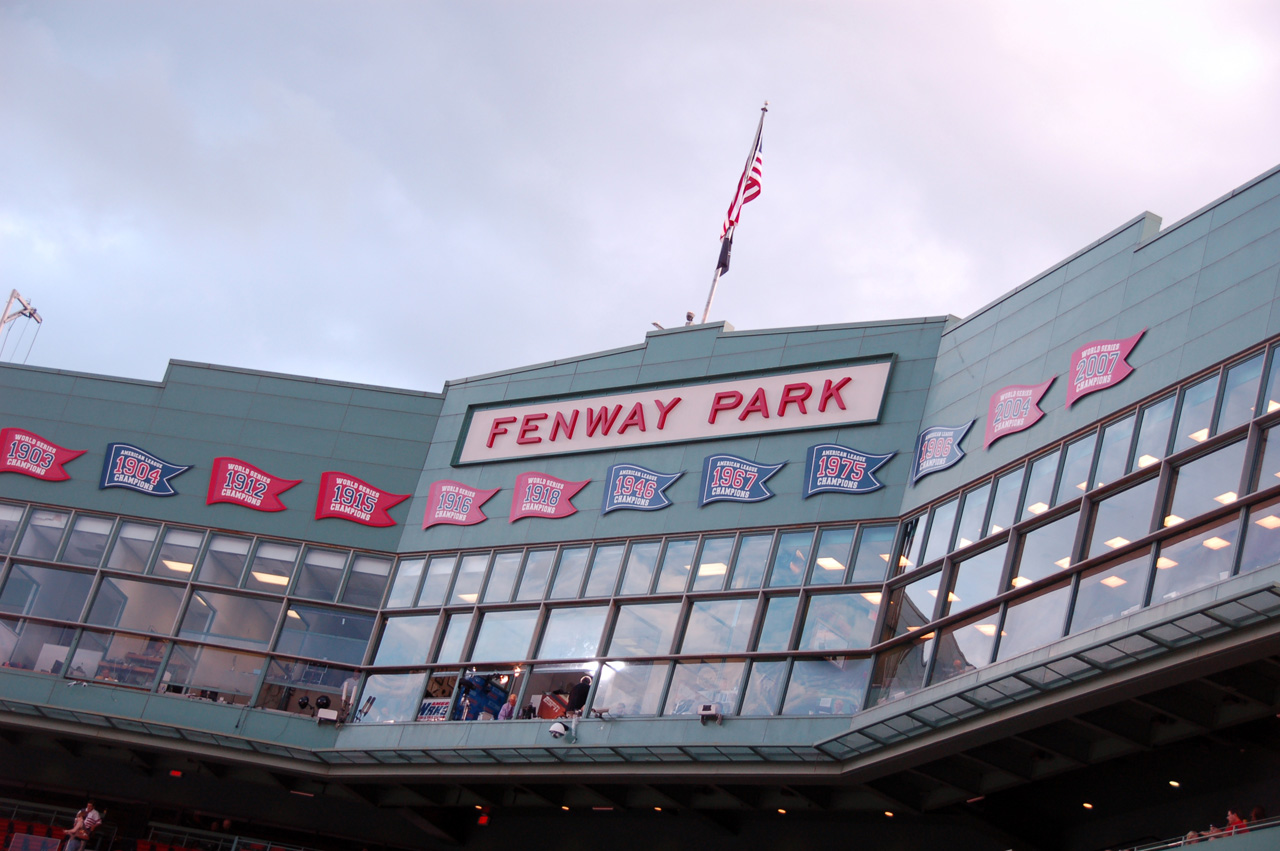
[701,101,768,324]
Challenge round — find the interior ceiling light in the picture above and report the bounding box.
[286,609,301,619]
[1202,536,1231,550]
[1214,491,1239,505]
[990,524,1004,534]
[946,592,960,602]
[1076,480,1088,491]
[1269,400,1280,413]
[698,562,727,576]
[458,593,478,603]
[1083,802,1094,810]
[251,571,289,585]
[1010,577,1032,588]
[956,537,973,548]
[1164,514,1185,527]
[815,557,845,571]
[1169,780,1181,788]
[1100,575,1127,588]
[1026,502,1049,515]
[860,592,883,605]
[974,623,998,637]
[1138,454,1160,468]
[1255,515,1280,529]
[1188,428,1210,443]
[1054,557,1071,569]
[162,560,193,573]
[926,589,939,597]
[1105,537,1130,549]
[1156,556,1178,569]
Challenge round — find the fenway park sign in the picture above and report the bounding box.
[456,362,892,463]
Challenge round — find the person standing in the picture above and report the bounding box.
[497,694,517,720]
[566,676,592,715]
[65,801,101,851]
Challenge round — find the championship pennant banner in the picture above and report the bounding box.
[0,428,84,481]
[100,443,190,496]
[911,421,972,484]
[424,480,500,529]
[510,472,589,522]
[1065,329,1145,407]
[984,378,1055,448]
[316,471,409,527]
[207,457,300,512]
[803,444,894,498]
[699,454,784,506]
[602,463,682,514]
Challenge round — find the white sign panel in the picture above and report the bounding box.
[456,361,893,463]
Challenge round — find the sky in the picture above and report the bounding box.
[2,1,1279,393]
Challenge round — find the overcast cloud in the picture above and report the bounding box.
[2,1,1278,391]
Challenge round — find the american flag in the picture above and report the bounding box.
[721,135,763,238]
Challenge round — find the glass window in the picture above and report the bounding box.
[1165,440,1246,527]
[516,549,556,601]
[595,661,669,717]
[538,606,608,659]
[107,522,158,574]
[1255,425,1280,493]
[153,528,205,580]
[739,659,788,716]
[1218,354,1264,432]
[1132,395,1175,471]
[782,657,871,716]
[1240,496,1280,576]
[1150,518,1239,603]
[16,510,68,560]
[607,602,681,656]
[255,659,356,714]
[896,515,924,573]
[867,637,934,707]
[729,533,772,589]
[850,524,895,583]
[179,590,281,651]
[1173,376,1220,454]
[277,604,374,665]
[295,547,348,602]
[664,660,746,716]
[1056,434,1096,505]
[0,503,23,554]
[360,672,427,723]
[881,573,935,640]
[988,469,1022,535]
[1263,346,1280,418]
[948,544,1007,616]
[373,615,438,666]
[1069,549,1151,634]
[1021,451,1059,521]
[0,617,76,673]
[920,500,958,566]
[435,612,473,664]
[655,538,697,593]
[1012,512,1078,588]
[583,544,625,597]
[811,528,855,584]
[769,530,814,587]
[485,551,524,602]
[681,598,758,654]
[755,596,798,651]
[549,547,590,599]
[162,644,264,704]
[385,557,424,608]
[342,555,392,608]
[86,577,184,634]
[197,535,250,587]
[1088,477,1158,557]
[995,583,1070,662]
[417,554,456,607]
[799,593,878,651]
[930,612,1000,684]
[954,484,991,550]
[620,541,661,595]
[0,564,93,621]
[470,609,538,663]
[243,541,296,592]
[76,631,167,688]
[61,515,113,567]
[692,536,735,592]
[1094,415,1135,489]
[449,553,489,605]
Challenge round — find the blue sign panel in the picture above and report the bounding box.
[99,443,191,497]
[803,444,895,498]
[910,421,973,484]
[699,454,785,506]
[602,463,683,514]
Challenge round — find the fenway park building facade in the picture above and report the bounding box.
[4,166,1280,851]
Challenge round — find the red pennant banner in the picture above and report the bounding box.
[316,471,409,527]
[0,427,85,481]
[510,472,589,522]
[424,480,499,529]
[984,377,1056,448]
[207,457,300,512]
[1065,329,1146,407]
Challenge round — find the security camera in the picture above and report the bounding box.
[548,721,568,739]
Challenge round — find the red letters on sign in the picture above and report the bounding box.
[738,387,770,421]
[777,383,812,416]
[819,377,851,412]
[550,410,578,441]
[487,416,517,448]
[708,391,743,424]
[517,413,547,445]
[654,396,682,429]
[617,402,647,434]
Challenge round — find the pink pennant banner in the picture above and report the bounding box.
[1065,329,1146,407]
[510,472,589,522]
[207,457,300,512]
[423,480,499,529]
[0,427,85,481]
[984,377,1056,448]
[316,471,409,527]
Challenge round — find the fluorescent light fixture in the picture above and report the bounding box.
[879,553,891,562]
[1213,491,1238,505]
[956,537,973,548]
[1156,556,1178,569]
[251,571,290,586]
[1270,400,1280,413]
[162,560,193,573]
[1202,536,1231,550]
[286,609,301,619]
[1076,481,1088,491]
[1100,575,1127,588]
[1255,515,1280,530]
[974,623,998,637]
[1054,557,1071,569]
[1164,514,1185,527]
[1010,576,1032,588]
[458,593,478,603]
[860,592,882,605]
[926,589,938,597]
[1188,428,1210,443]
[898,556,913,568]
[946,592,959,602]
[1138,454,1159,468]
[989,524,1004,534]
[1026,502,1049,515]
[815,557,845,572]
[1105,536,1130,549]
[698,562,728,576]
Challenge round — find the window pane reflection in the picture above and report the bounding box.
[995,583,1070,662]
[1151,518,1239,603]
[583,545,625,598]
[77,631,167,688]
[243,541,296,592]
[851,525,895,583]
[361,672,427,723]
[619,541,661,595]
[1218,354,1263,431]
[1173,376,1219,453]
[16,510,67,560]
[920,500,957,566]
[197,535,250,587]
[664,660,745,716]
[0,503,23,554]
[782,657,870,716]
[729,533,772,589]
[1088,477,1158,557]
[1070,549,1151,634]
[799,593,878,651]
[930,613,999,684]
[769,530,814,587]
[295,547,347,602]
[373,615,438,666]
[954,485,991,550]
[867,638,934,707]
[1056,435,1096,505]
[417,555,455,607]
[1165,441,1245,527]
[1012,512,1077,587]
[1132,395,1175,471]
[755,596,798,651]
[692,536,734,591]
[595,661,669,717]
[682,598,758,654]
[516,549,557,601]
[0,617,76,672]
[62,515,113,567]
[0,564,93,621]
[1094,415,1135,489]
[655,539,697,593]
[1263,347,1280,418]
[87,577,184,634]
[153,529,204,580]
[550,547,590,599]
[608,603,680,656]
[342,555,392,607]
[180,591,280,650]
[449,553,489,605]
[435,613,472,664]
[897,515,924,573]
[163,644,264,704]
[988,470,1022,535]
[277,605,374,665]
[739,660,787,716]
[881,574,933,640]
[811,528,855,584]
[538,606,607,659]
[1240,496,1280,575]
[948,544,1006,616]
[470,609,537,663]
[1022,452,1059,521]
[385,558,423,608]
[484,552,522,603]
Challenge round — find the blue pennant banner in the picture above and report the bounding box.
[910,421,973,484]
[100,442,191,497]
[803,444,895,498]
[602,463,683,514]
[699,454,785,506]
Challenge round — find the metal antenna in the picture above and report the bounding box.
[1,290,42,363]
